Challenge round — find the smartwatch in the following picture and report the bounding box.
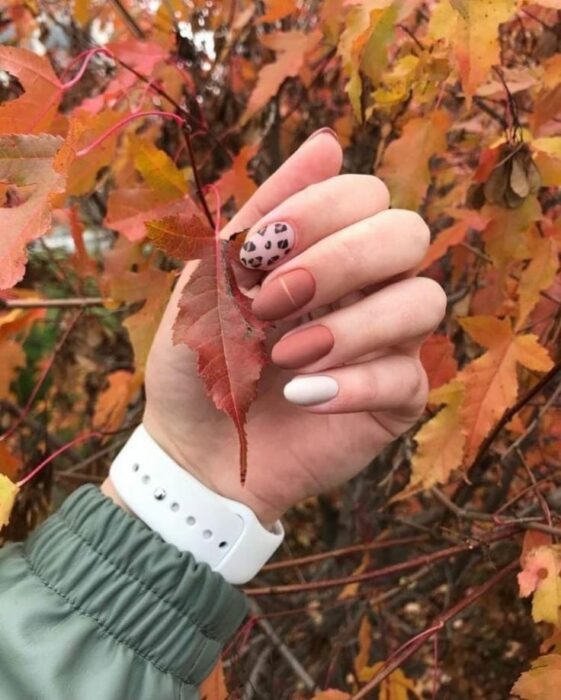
[109,425,284,584]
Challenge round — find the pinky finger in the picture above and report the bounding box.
[283,355,428,418]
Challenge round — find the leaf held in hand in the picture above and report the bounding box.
[148,214,268,482]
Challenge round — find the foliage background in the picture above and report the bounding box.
[1,0,561,698]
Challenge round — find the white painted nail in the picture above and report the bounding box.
[240,221,295,270]
[283,376,339,406]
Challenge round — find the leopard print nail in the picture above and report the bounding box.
[239,221,295,270]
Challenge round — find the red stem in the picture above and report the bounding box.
[76,111,186,158]
[204,184,222,236]
[18,432,102,487]
[61,48,113,89]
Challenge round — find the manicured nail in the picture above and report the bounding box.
[240,221,295,270]
[283,376,339,406]
[272,325,334,369]
[306,127,339,143]
[252,268,315,321]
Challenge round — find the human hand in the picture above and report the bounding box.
[142,130,446,525]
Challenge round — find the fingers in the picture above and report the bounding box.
[271,277,447,370]
[221,129,343,239]
[238,174,390,271]
[252,210,431,322]
[283,355,429,417]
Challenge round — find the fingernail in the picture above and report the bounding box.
[283,376,339,406]
[272,325,334,369]
[240,221,295,271]
[252,268,315,321]
[306,127,339,143]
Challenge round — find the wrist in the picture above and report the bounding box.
[142,410,283,528]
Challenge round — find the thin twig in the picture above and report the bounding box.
[349,560,518,699]
[0,297,103,310]
[110,0,145,38]
[247,600,317,692]
[245,528,518,596]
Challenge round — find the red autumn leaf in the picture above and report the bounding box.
[146,214,268,482]
[420,334,458,390]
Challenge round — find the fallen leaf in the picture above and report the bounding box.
[512,654,561,700]
[0,46,61,134]
[0,134,65,290]
[0,473,18,530]
[377,110,451,210]
[148,214,268,482]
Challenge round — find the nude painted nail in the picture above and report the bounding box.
[252,268,315,321]
[283,376,339,406]
[272,325,334,369]
[240,221,295,270]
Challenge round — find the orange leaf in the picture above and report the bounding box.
[0,134,65,290]
[312,692,350,700]
[419,211,489,271]
[354,616,372,676]
[0,338,25,397]
[459,316,553,465]
[512,654,561,700]
[516,232,559,329]
[0,46,61,134]
[377,110,451,210]
[0,443,22,481]
[420,334,458,390]
[259,0,297,23]
[93,370,134,433]
[215,144,259,209]
[242,30,322,123]
[149,214,268,482]
[200,659,228,700]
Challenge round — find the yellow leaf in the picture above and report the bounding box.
[0,338,25,398]
[354,616,372,676]
[358,662,416,699]
[518,545,561,626]
[0,474,18,530]
[512,654,561,700]
[129,135,188,201]
[377,110,451,210]
[410,380,466,489]
[430,0,518,101]
[517,233,559,328]
[372,54,420,107]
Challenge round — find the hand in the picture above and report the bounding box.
[141,130,446,526]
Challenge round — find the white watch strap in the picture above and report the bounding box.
[109,425,284,584]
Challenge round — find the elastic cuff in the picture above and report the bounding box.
[24,485,248,685]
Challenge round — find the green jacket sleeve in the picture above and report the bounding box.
[0,485,248,700]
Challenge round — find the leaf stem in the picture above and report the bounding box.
[183,126,216,230]
[76,111,186,158]
[60,47,112,90]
